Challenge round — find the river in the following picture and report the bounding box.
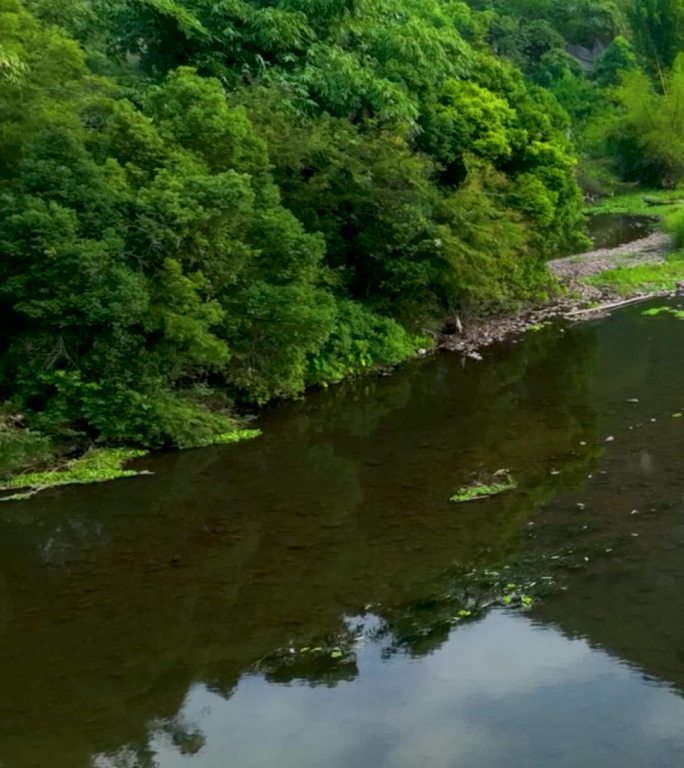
[2,230,684,766]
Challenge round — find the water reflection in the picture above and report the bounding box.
[4,301,684,766]
[97,613,684,768]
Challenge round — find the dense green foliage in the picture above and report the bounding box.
[5,0,683,454]
[0,0,592,451]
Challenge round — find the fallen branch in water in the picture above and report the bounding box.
[564,295,654,317]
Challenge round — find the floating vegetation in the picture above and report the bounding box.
[212,429,261,445]
[526,322,552,333]
[0,448,149,502]
[0,428,261,502]
[253,627,363,687]
[641,306,684,319]
[450,471,517,503]
[501,584,535,608]
[364,541,626,661]
[253,539,625,681]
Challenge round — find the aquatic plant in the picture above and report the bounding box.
[450,472,518,503]
[0,428,262,502]
[0,448,149,502]
[641,306,684,319]
[211,429,262,445]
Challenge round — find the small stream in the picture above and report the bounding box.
[2,220,684,768]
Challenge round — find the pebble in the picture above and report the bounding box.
[605,436,615,442]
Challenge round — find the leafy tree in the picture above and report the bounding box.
[592,34,638,86]
[626,0,684,81]
[0,44,28,82]
[604,56,684,186]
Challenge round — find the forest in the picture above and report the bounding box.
[0,0,683,455]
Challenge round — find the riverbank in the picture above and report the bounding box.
[0,427,261,502]
[3,211,683,499]
[584,188,684,217]
[439,223,681,357]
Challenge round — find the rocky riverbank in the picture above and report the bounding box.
[439,229,677,358]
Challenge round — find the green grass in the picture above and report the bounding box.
[0,448,148,501]
[586,254,684,295]
[585,189,684,217]
[450,473,518,503]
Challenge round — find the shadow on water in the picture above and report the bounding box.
[4,300,684,766]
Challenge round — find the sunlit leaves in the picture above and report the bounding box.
[0,45,27,82]
[609,56,684,186]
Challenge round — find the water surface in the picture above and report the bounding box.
[3,300,684,767]
[586,213,657,249]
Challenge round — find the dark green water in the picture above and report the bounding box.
[4,300,684,767]
[586,213,657,249]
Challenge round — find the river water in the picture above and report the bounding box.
[3,294,684,766]
[586,213,657,249]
